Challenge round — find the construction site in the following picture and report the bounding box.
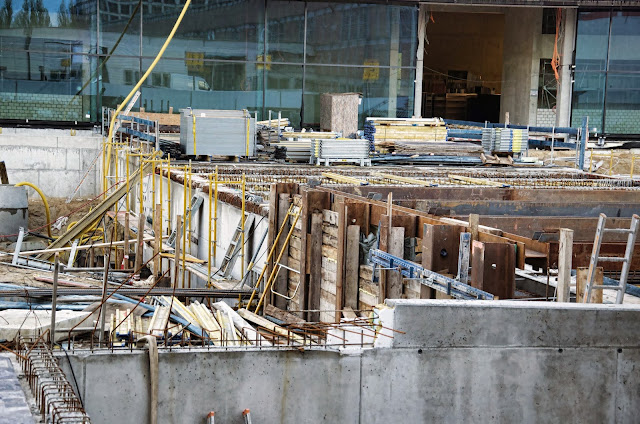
[1,0,640,423]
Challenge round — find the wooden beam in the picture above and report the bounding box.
[556,228,574,302]
[576,266,603,303]
[387,226,405,299]
[0,161,8,184]
[471,241,516,299]
[345,225,360,310]
[307,212,323,322]
[274,193,291,309]
[335,197,347,323]
[173,216,182,288]
[134,213,145,273]
[422,224,463,275]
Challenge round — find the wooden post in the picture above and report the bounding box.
[0,161,8,184]
[344,225,360,310]
[471,241,516,299]
[274,194,291,309]
[387,226,405,299]
[173,216,182,288]
[154,204,162,280]
[134,213,145,273]
[334,199,347,323]
[308,212,323,322]
[457,232,471,284]
[576,266,603,303]
[469,214,479,245]
[557,228,574,302]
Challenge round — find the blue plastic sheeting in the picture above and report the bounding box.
[446,129,483,140]
[0,301,89,311]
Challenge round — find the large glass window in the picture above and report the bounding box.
[573,10,640,134]
[0,0,418,125]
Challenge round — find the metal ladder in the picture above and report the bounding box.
[584,213,640,304]
[220,213,255,277]
[167,195,204,247]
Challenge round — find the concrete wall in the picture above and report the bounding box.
[60,300,640,424]
[0,128,102,199]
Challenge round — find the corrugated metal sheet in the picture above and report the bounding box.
[180,109,256,156]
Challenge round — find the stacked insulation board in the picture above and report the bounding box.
[364,117,448,152]
[481,128,528,154]
[311,139,371,166]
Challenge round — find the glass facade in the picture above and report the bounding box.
[0,0,417,125]
[572,10,640,134]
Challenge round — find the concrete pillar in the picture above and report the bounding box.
[556,9,577,128]
[388,8,400,117]
[412,5,428,118]
[500,8,537,125]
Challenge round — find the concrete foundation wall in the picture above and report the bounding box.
[60,301,640,424]
[0,128,102,198]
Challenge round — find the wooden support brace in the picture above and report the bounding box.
[557,228,574,302]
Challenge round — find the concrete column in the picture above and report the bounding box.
[412,5,427,118]
[500,8,537,125]
[556,9,577,128]
[388,8,400,117]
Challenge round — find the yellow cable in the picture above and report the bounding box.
[15,182,52,238]
[104,0,193,188]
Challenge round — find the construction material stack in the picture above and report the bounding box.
[364,117,448,153]
[180,109,256,157]
[311,139,371,166]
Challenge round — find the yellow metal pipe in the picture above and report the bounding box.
[192,114,197,156]
[182,165,188,288]
[631,154,635,179]
[213,166,219,265]
[104,0,192,188]
[589,148,593,173]
[167,154,171,232]
[15,182,52,238]
[246,201,296,308]
[254,210,301,314]
[208,173,213,287]
[241,173,246,277]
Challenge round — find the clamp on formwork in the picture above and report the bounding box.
[369,249,494,300]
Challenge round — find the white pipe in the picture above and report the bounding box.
[137,335,159,424]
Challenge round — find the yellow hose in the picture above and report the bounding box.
[15,182,53,238]
[104,0,192,188]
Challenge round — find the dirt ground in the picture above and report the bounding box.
[28,197,102,238]
[528,147,640,177]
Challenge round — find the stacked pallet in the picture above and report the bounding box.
[364,117,448,152]
[319,210,339,322]
[358,264,379,311]
[287,196,303,311]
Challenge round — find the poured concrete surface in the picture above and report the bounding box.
[0,185,28,242]
[59,300,640,424]
[0,357,34,424]
[0,309,91,343]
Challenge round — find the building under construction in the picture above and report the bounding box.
[1,0,640,423]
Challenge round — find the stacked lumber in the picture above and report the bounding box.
[319,210,339,322]
[364,117,448,151]
[281,130,339,140]
[358,264,379,311]
[376,141,483,156]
